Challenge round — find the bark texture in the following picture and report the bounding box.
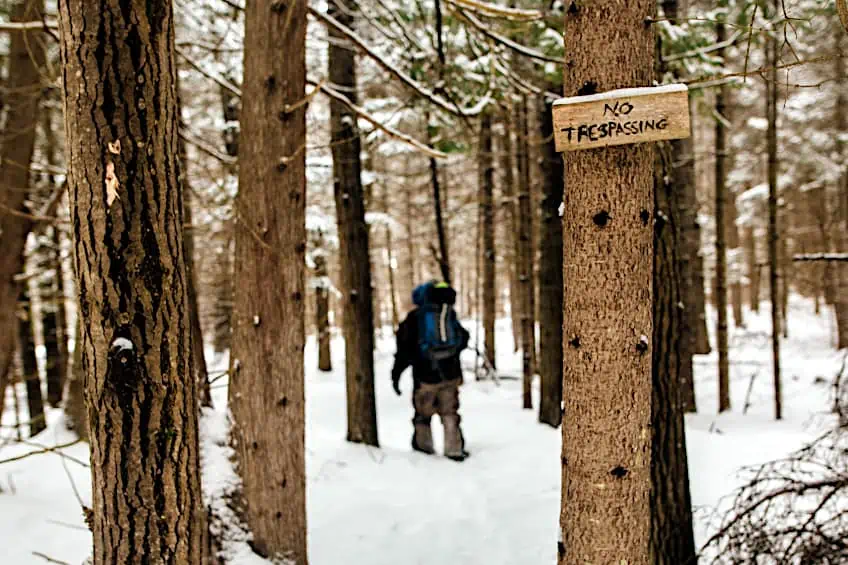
[479,111,497,368]
[745,225,760,312]
[538,96,563,428]
[766,16,783,420]
[315,249,332,373]
[228,0,309,560]
[499,104,522,352]
[328,0,379,447]
[19,287,46,436]
[57,1,205,562]
[65,320,88,442]
[560,1,654,562]
[651,144,697,565]
[715,21,731,413]
[833,26,848,348]
[0,0,46,412]
[516,96,536,409]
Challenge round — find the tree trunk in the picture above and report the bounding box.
[538,95,563,428]
[328,0,379,447]
[430,154,451,283]
[715,19,731,413]
[560,0,654,561]
[692,253,711,354]
[480,111,497,368]
[383,186,400,331]
[58,2,205,562]
[228,0,309,560]
[833,25,848,348]
[315,243,332,373]
[177,91,212,409]
[516,95,536,409]
[0,0,46,415]
[404,184,417,300]
[64,320,87,442]
[766,13,783,420]
[19,287,46,436]
[650,143,697,565]
[727,185,745,328]
[500,103,522,352]
[745,225,760,312]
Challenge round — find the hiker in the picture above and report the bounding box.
[391,280,470,461]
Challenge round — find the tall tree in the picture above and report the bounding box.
[832,25,848,349]
[745,224,760,312]
[499,103,522,351]
[328,0,379,447]
[0,0,46,409]
[766,6,783,420]
[479,111,497,368]
[227,0,309,559]
[560,0,654,561]
[314,231,333,373]
[58,1,205,562]
[516,96,536,409]
[382,185,400,330]
[18,288,46,436]
[538,95,563,428]
[715,16,731,413]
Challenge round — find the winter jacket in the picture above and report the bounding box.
[391,283,470,387]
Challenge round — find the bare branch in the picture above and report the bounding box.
[448,0,543,21]
[0,20,58,32]
[175,47,242,98]
[451,6,562,64]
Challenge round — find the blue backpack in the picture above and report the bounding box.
[412,282,464,368]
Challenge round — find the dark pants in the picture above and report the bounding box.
[412,378,464,457]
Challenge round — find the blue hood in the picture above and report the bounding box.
[412,281,456,307]
[412,282,433,307]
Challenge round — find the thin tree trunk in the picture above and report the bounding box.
[228,0,309,560]
[651,143,697,565]
[833,26,848,348]
[53,226,70,395]
[727,187,745,328]
[58,2,205,562]
[780,219,790,338]
[715,19,731,413]
[560,0,654,560]
[328,0,379,447]
[745,225,760,312]
[315,239,332,372]
[766,13,783,420]
[430,153,451,283]
[480,111,497,368]
[383,186,400,330]
[538,95,563,428]
[516,95,536,409]
[404,184,417,300]
[0,0,46,414]
[500,103,522,352]
[64,320,87,441]
[19,287,46,436]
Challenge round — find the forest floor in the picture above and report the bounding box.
[1,297,844,564]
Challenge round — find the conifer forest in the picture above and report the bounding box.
[2,0,848,563]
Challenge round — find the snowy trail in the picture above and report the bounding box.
[0,299,841,564]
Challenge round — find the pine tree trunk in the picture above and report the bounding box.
[19,287,46,436]
[177,93,212,408]
[328,0,379,447]
[53,226,70,396]
[383,186,400,330]
[560,0,654,561]
[715,20,731,413]
[727,185,745,328]
[315,247,332,373]
[500,104,522,352]
[227,0,309,560]
[650,143,697,565]
[538,95,563,428]
[516,96,536,409]
[0,0,46,412]
[64,320,88,442]
[745,225,760,312]
[58,2,205,562]
[41,259,64,407]
[404,185,417,300]
[430,154,451,283]
[480,111,497,368]
[833,26,848,348]
[765,13,783,420]
[212,235,233,354]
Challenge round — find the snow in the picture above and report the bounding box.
[1,298,843,564]
[552,83,688,106]
[110,337,133,352]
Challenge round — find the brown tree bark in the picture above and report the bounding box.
[480,110,497,368]
[58,2,205,562]
[64,320,88,441]
[499,103,522,352]
[516,95,536,409]
[560,0,654,561]
[727,186,745,328]
[314,238,332,372]
[745,225,760,312]
[766,10,783,420]
[651,144,697,565]
[328,0,379,447]
[538,95,563,428]
[715,18,731,413]
[0,0,46,414]
[832,26,848,348]
[382,185,400,330]
[19,287,46,436]
[227,0,309,560]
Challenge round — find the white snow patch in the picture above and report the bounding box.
[552,83,687,106]
[110,337,133,352]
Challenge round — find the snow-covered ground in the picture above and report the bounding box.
[1,297,843,564]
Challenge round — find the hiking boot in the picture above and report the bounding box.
[411,433,435,455]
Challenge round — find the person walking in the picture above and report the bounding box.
[391,281,470,461]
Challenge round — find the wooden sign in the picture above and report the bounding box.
[552,84,691,152]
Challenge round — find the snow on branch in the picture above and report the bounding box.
[0,20,57,32]
[312,80,448,159]
[451,6,561,64]
[448,0,543,21]
[792,253,848,263]
[176,47,242,98]
[308,6,489,117]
